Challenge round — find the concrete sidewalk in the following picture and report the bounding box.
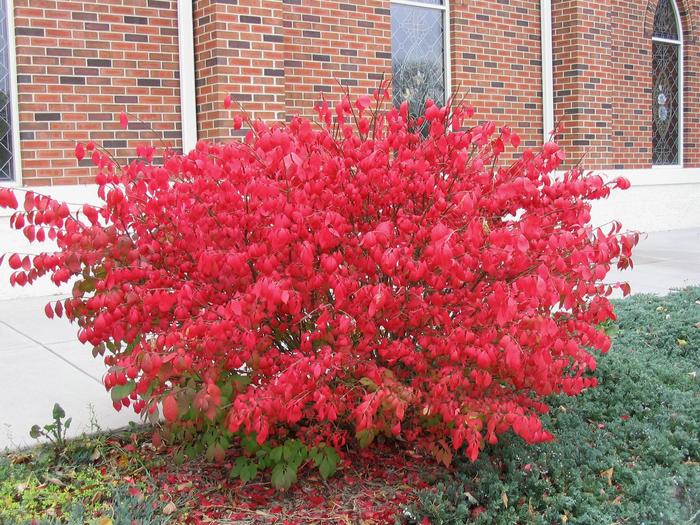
[0,301,138,450]
[1,228,699,451]
[606,228,700,296]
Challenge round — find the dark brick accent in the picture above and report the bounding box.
[35,113,61,121]
[124,16,148,24]
[125,34,148,43]
[228,40,251,49]
[16,27,44,37]
[87,59,111,67]
[137,78,161,86]
[85,22,109,31]
[103,139,128,148]
[240,15,261,24]
[60,76,85,85]
[263,34,283,43]
[264,68,284,77]
[88,113,112,121]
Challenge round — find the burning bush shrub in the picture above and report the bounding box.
[0,90,636,480]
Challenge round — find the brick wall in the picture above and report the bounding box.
[13,0,182,186]
[552,0,700,170]
[551,0,613,169]
[282,0,391,121]
[608,0,652,169]
[14,0,700,186]
[193,0,286,142]
[451,0,544,153]
[192,0,390,142]
[193,0,543,149]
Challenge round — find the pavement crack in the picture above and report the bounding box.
[0,320,102,385]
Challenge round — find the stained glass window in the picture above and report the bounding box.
[391,1,446,119]
[652,0,681,165]
[0,0,14,181]
[653,0,679,40]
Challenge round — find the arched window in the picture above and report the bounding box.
[652,0,682,166]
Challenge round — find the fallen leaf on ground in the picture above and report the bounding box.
[600,467,614,486]
[10,454,32,464]
[501,491,508,508]
[464,491,479,505]
[44,475,65,486]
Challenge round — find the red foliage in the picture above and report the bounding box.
[0,91,637,464]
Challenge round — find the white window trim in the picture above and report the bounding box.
[651,0,683,167]
[391,0,452,105]
[176,0,197,153]
[0,0,22,187]
[540,0,554,143]
[597,166,700,186]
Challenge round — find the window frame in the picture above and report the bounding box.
[651,0,683,168]
[0,0,21,186]
[390,0,452,107]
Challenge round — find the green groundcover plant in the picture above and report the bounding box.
[404,287,700,525]
[0,441,169,525]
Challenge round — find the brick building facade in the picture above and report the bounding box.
[0,0,699,233]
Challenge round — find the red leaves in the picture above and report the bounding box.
[119,111,129,129]
[615,177,631,189]
[74,142,85,161]
[8,253,21,270]
[355,95,372,112]
[224,94,232,109]
[0,188,18,209]
[163,395,179,422]
[0,93,636,469]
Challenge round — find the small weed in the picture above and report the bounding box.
[29,404,71,463]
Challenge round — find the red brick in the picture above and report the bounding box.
[14,0,182,185]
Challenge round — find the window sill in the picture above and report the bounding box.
[595,166,700,187]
